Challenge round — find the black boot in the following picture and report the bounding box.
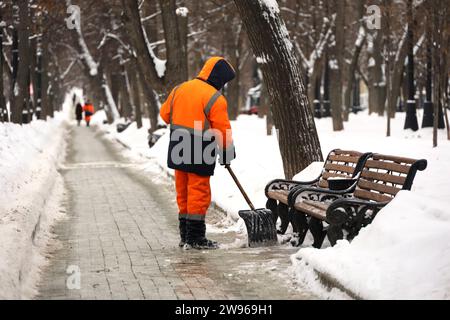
[179,217,187,248]
[185,219,219,250]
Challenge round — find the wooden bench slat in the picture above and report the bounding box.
[361,169,406,186]
[322,171,352,180]
[333,150,363,157]
[294,201,328,220]
[318,179,329,188]
[328,155,360,163]
[324,163,356,174]
[303,200,330,211]
[354,189,393,202]
[358,178,402,196]
[267,190,289,204]
[365,160,411,174]
[373,153,417,164]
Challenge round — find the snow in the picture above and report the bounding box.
[293,113,450,300]
[260,0,280,15]
[355,26,366,47]
[175,7,189,17]
[256,55,270,64]
[102,81,120,121]
[0,106,70,298]
[78,33,98,77]
[329,59,339,70]
[141,18,166,78]
[69,0,98,76]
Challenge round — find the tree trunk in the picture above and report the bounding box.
[119,68,132,121]
[11,2,30,125]
[387,29,409,119]
[159,0,188,91]
[368,29,386,116]
[0,8,7,122]
[343,1,365,121]
[307,56,325,117]
[39,38,49,120]
[234,0,323,179]
[110,73,121,113]
[323,56,331,117]
[404,0,419,131]
[128,65,143,129]
[260,77,273,136]
[343,29,365,121]
[328,0,345,131]
[423,34,434,128]
[122,0,163,131]
[224,18,243,120]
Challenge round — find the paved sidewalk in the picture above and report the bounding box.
[37,126,315,300]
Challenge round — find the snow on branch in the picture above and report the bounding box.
[102,76,120,121]
[175,7,189,17]
[97,32,131,55]
[141,14,166,78]
[141,11,161,22]
[60,58,78,79]
[65,0,98,76]
[295,15,336,77]
[259,0,280,15]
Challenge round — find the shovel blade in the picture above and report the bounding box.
[239,209,278,247]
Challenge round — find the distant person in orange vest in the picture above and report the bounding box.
[160,57,236,250]
[83,100,95,127]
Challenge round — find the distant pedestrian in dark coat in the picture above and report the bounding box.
[75,103,83,126]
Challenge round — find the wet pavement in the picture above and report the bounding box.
[36,126,316,300]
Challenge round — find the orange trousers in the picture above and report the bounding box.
[175,170,211,220]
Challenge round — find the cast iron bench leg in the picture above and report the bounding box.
[309,217,327,248]
[327,224,344,246]
[277,203,290,234]
[290,209,308,247]
[266,198,278,225]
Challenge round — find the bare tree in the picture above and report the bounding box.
[10,1,30,124]
[328,0,345,131]
[0,6,7,122]
[233,0,323,179]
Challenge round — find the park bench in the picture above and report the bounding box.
[288,153,428,248]
[264,149,371,234]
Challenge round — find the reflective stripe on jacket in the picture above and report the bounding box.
[160,57,236,176]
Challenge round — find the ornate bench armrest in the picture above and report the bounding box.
[265,177,320,198]
[288,185,355,208]
[326,198,389,228]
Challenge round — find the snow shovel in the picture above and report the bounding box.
[225,165,278,247]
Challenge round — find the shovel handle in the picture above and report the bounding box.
[225,165,256,211]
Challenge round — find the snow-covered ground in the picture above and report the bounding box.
[0,106,70,299]
[93,109,450,300]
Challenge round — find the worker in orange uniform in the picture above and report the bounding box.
[160,57,236,250]
[83,100,95,127]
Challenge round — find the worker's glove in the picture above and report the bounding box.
[219,145,236,166]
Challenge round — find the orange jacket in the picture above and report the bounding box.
[160,57,236,176]
[83,104,95,120]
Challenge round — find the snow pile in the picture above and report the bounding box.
[292,112,450,300]
[0,113,68,299]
